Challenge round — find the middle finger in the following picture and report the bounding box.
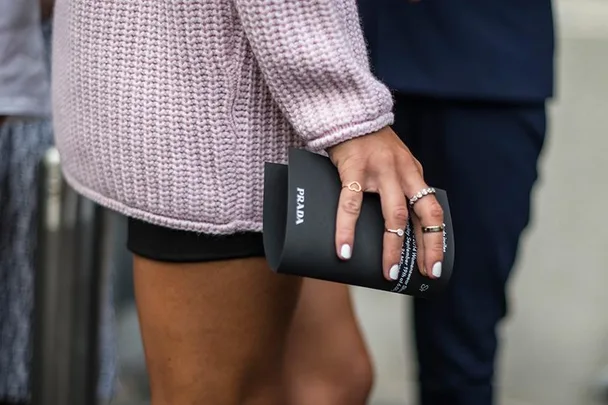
[378,176,409,281]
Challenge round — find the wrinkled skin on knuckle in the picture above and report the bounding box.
[341,196,362,216]
[426,201,444,222]
[428,238,444,255]
[392,205,409,224]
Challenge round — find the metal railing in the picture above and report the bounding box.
[31,147,111,405]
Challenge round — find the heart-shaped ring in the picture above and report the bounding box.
[342,181,363,193]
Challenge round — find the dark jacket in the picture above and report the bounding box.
[360,0,555,101]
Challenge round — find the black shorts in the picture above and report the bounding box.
[126,218,265,263]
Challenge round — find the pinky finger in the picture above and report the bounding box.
[410,213,427,277]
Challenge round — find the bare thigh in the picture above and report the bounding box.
[133,255,302,405]
[283,279,374,405]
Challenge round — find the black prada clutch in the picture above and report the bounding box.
[263,148,455,298]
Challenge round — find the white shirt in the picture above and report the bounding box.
[0,0,50,118]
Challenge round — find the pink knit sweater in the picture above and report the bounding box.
[52,0,394,234]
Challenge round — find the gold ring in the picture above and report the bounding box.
[422,223,445,234]
[342,181,362,193]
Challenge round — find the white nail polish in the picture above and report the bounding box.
[340,244,352,260]
[432,262,442,278]
[389,264,400,280]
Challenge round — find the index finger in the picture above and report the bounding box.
[334,180,365,260]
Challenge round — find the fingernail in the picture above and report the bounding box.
[340,244,352,260]
[389,264,400,280]
[431,262,442,278]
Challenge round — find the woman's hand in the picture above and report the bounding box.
[327,126,444,281]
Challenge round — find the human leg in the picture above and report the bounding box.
[393,94,547,405]
[129,219,302,405]
[283,279,373,405]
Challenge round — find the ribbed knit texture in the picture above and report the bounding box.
[52,0,394,234]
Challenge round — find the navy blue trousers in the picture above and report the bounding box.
[392,93,547,405]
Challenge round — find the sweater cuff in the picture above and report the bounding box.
[306,112,394,152]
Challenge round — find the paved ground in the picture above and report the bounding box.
[113,3,608,404]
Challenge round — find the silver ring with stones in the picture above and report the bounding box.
[408,187,436,207]
[385,228,405,237]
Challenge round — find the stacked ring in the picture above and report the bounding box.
[408,187,436,207]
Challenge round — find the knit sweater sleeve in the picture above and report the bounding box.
[233,0,394,151]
